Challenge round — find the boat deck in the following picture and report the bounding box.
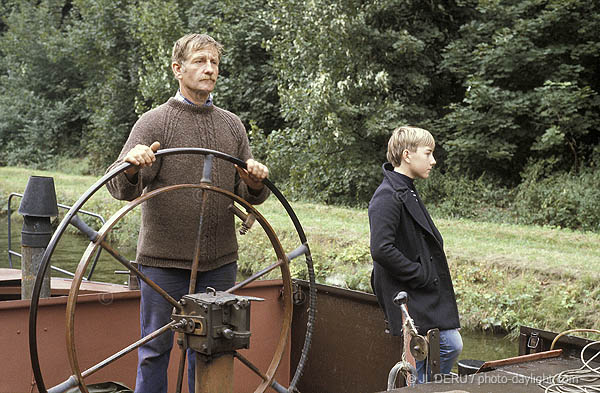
[0,267,129,300]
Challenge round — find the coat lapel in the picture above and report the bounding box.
[396,189,436,238]
[418,197,444,246]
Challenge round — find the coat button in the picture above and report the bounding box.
[430,256,433,261]
[433,278,439,285]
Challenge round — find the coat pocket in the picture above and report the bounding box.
[415,253,439,290]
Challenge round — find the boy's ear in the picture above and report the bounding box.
[402,149,411,163]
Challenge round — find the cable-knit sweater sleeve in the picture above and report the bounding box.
[105,108,165,201]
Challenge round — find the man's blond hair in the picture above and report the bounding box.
[171,33,223,65]
[387,126,435,167]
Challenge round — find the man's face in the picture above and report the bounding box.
[405,145,436,179]
[174,46,220,96]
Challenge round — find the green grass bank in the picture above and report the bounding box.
[1,166,599,338]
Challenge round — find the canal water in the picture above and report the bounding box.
[1,215,518,363]
[458,327,517,367]
[1,214,131,284]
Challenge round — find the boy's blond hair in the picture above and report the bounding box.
[387,126,435,167]
[172,33,224,65]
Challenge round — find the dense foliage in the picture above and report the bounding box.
[0,1,87,166]
[0,0,598,230]
[260,0,474,204]
[438,0,600,184]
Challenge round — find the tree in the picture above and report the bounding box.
[65,0,142,172]
[0,0,86,167]
[264,0,472,204]
[439,0,600,183]
[0,0,17,33]
[126,0,191,115]
[187,0,285,136]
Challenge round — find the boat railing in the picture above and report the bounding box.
[6,192,106,281]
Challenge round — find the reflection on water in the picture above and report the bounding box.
[459,328,518,363]
[1,215,134,284]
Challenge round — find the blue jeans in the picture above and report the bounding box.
[135,263,237,393]
[415,328,463,384]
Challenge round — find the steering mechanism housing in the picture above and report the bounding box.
[172,289,263,356]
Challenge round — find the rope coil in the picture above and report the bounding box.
[539,329,600,393]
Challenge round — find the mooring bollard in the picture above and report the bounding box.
[18,176,58,300]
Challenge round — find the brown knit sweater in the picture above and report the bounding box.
[106,98,269,271]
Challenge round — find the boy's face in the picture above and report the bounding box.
[403,145,436,179]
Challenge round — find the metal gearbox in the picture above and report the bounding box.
[172,287,263,356]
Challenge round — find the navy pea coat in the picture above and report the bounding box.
[369,163,460,336]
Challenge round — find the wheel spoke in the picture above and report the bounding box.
[47,375,78,393]
[286,243,309,261]
[189,154,214,294]
[69,212,181,311]
[189,189,209,294]
[81,321,175,379]
[100,240,182,312]
[234,352,269,382]
[227,244,307,294]
[175,335,187,393]
[233,352,288,393]
[226,260,283,293]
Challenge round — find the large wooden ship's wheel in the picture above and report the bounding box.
[28,148,317,393]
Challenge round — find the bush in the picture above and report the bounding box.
[416,163,600,232]
[47,155,93,176]
[417,170,514,223]
[515,163,600,232]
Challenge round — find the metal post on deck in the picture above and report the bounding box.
[195,353,235,393]
[18,176,58,300]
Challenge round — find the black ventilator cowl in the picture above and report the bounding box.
[18,176,59,217]
[18,176,58,247]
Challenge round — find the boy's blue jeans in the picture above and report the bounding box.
[134,263,237,393]
[415,328,463,384]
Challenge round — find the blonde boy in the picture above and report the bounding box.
[369,126,462,383]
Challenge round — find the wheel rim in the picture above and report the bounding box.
[65,183,292,393]
[29,148,317,393]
